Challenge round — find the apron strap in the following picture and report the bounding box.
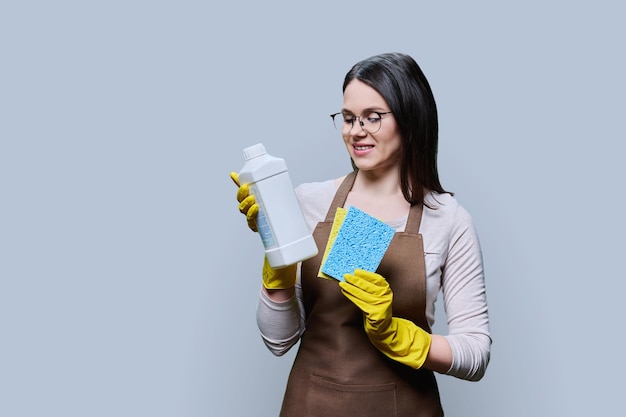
[324,171,357,222]
[405,202,424,234]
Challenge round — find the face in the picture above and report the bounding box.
[340,79,402,174]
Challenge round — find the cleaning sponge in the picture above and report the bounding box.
[320,206,395,281]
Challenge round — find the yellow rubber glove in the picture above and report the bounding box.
[339,269,432,369]
[262,256,297,290]
[230,172,296,289]
[230,172,258,232]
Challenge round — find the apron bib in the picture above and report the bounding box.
[280,172,443,417]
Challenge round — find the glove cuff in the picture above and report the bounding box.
[262,257,297,289]
[366,317,432,369]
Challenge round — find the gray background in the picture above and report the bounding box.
[2,1,624,416]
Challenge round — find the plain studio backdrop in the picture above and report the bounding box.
[1,1,624,416]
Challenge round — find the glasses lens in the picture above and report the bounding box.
[332,113,351,132]
[361,112,382,133]
[331,114,342,130]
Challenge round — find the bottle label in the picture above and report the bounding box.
[250,184,277,250]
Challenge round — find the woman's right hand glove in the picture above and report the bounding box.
[340,269,431,369]
[230,172,258,232]
[262,257,297,290]
[230,172,296,289]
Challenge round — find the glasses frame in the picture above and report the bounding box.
[330,111,392,134]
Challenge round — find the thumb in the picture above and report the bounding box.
[230,171,240,187]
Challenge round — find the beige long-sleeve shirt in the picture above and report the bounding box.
[257,179,491,381]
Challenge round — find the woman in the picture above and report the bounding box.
[231,52,491,417]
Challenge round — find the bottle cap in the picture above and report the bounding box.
[243,143,266,160]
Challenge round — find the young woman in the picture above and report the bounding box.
[231,52,491,417]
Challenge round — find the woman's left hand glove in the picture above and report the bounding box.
[339,269,432,369]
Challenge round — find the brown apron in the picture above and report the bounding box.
[279,172,444,417]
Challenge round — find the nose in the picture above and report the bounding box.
[349,117,368,136]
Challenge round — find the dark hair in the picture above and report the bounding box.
[343,52,452,206]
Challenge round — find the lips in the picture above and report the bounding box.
[352,143,374,157]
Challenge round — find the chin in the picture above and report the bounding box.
[352,162,374,172]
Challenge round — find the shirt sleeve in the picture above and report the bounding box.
[440,204,491,381]
[255,181,332,355]
[256,277,306,356]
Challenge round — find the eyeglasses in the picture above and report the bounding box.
[330,111,392,134]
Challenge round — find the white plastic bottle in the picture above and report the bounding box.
[237,143,318,269]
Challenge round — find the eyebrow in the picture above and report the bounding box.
[341,106,389,115]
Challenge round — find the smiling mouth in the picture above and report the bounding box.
[353,145,374,151]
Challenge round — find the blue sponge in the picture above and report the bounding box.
[320,206,395,281]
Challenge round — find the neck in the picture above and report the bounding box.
[352,168,402,198]
[345,169,410,221]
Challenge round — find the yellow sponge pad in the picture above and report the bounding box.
[317,207,347,280]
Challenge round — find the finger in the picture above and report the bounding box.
[236,183,250,203]
[353,269,388,287]
[339,281,374,312]
[246,203,258,220]
[340,280,391,326]
[247,218,258,232]
[344,272,390,297]
[246,205,259,231]
[238,196,256,214]
[339,278,385,305]
[230,172,240,187]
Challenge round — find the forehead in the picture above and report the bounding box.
[342,79,388,112]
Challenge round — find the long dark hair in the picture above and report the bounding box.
[343,52,452,206]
